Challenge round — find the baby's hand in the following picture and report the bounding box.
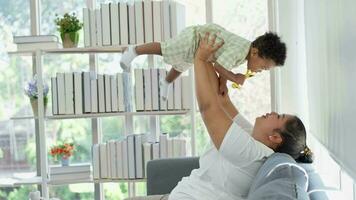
[233,73,247,86]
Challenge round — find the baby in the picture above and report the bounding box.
[120,23,286,100]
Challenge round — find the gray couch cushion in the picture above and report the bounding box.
[248,153,309,199]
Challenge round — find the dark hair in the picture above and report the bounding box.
[274,116,313,163]
[251,32,287,66]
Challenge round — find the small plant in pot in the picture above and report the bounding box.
[55,12,83,48]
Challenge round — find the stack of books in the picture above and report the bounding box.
[13,35,61,51]
[49,163,91,182]
[83,0,185,47]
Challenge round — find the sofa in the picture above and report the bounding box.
[146,153,337,200]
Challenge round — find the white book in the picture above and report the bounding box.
[13,35,58,43]
[49,163,91,175]
[135,134,145,178]
[101,3,111,46]
[99,143,108,178]
[134,69,144,111]
[128,4,136,44]
[143,69,152,111]
[108,140,117,179]
[64,73,74,114]
[181,75,191,110]
[158,69,167,110]
[110,3,120,45]
[56,73,66,114]
[111,75,119,112]
[119,2,129,45]
[50,172,90,181]
[170,1,186,37]
[127,135,136,179]
[83,8,91,47]
[82,72,92,113]
[134,1,145,44]
[122,139,129,179]
[143,142,152,178]
[180,138,187,157]
[92,144,100,179]
[95,9,103,46]
[73,72,83,114]
[51,77,58,115]
[117,73,125,112]
[173,138,181,158]
[161,0,171,40]
[143,0,153,43]
[174,77,182,110]
[167,138,174,158]
[91,78,98,113]
[151,69,159,111]
[97,74,105,113]
[159,134,168,158]
[17,42,61,51]
[152,1,162,42]
[123,72,133,112]
[90,9,97,47]
[152,142,160,160]
[115,140,124,178]
[104,74,112,112]
[167,79,174,110]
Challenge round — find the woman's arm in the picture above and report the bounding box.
[194,33,234,149]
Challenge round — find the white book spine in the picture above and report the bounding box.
[135,69,144,111]
[95,9,103,46]
[97,74,105,113]
[51,77,58,115]
[83,8,91,47]
[91,78,98,113]
[134,1,145,44]
[143,0,153,43]
[111,75,119,112]
[135,135,144,178]
[123,72,133,112]
[143,142,152,178]
[174,77,182,110]
[159,134,168,158]
[181,75,191,110]
[101,3,112,46]
[152,142,160,160]
[143,69,152,111]
[115,140,124,179]
[82,72,92,113]
[110,3,120,45]
[180,139,187,157]
[158,69,167,110]
[151,69,159,111]
[167,79,174,110]
[106,142,112,178]
[104,74,112,112]
[152,1,162,42]
[73,72,83,114]
[89,9,97,46]
[127,135,136,179]
[108,140,117,179]
[64,72,74,114]
[92,144,100,179]
[56,73,66,114]
[119,2,129,45]
[167,138,173,158]
[161,0,171,40]
[173,138,181,158]
[99,143,108,178]
[117,73,125,112]
[128,4,136,44]
[122,139,129,179]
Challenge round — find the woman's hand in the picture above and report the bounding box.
[196,32,224,62]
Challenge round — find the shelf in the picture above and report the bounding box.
[0,176,42,187]
[48,178,146,185]
[10,116,36,120]
[7,45,127,55]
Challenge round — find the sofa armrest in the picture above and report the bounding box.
[146,157,199,195]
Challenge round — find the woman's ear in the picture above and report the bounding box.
[268,132,283,145]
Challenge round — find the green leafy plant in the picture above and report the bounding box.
[54,13,83,33]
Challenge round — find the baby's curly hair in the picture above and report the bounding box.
[251,32,287,66]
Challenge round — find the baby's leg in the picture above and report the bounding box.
[160,68,182,101]
[120,42,162,72]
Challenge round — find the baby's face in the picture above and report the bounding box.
[247,48,277,72]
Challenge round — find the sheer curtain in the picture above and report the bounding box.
[273,0,356,180]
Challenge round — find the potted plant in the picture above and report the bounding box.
[55,12,83,48]
[24,75,49,116]
[49,142,75,166]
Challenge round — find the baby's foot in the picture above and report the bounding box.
[159,79,172,101]
[120,45,137,72]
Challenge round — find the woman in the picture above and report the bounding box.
[167,33,313,200]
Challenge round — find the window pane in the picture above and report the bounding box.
[0,185,37,200]
[49,183,94,200]
[103,182,128,200]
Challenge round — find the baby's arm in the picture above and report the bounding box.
[214,63,246,87]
